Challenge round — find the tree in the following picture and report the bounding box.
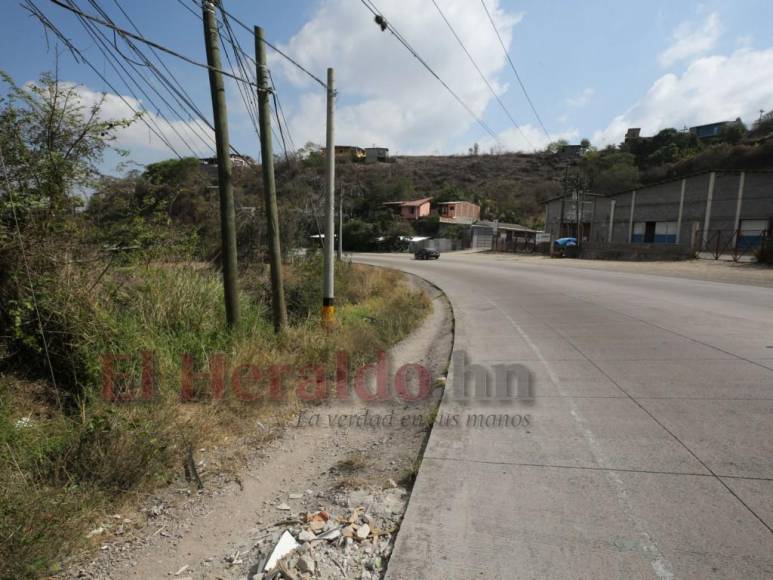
[751,110,773,137]
[545,139,568,154]
[622,127,701,169]
[0,70,132,228]
[581,146,640,195]
[718,119,747,144]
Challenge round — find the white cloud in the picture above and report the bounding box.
[593,47,773,145]
[565,88,595,108]
[61,83,214,164]
[658,12,722,68]
[274,0,535,153]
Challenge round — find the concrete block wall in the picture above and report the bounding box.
[545,171,773,249]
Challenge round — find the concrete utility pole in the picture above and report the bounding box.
[337,185,343,260]
[255,26,288,332]
[575,182,580,242]
[203,0,239,328]
[322,68,336,326]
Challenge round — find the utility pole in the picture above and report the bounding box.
[575,175,581,247]
[255,25,288,332]
[322,68,336,327]
[337,185,343,260]
[203,0,239,327]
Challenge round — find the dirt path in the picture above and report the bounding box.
[65,274,452,580]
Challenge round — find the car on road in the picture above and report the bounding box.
[414,248,440,260]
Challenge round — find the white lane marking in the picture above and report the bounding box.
[486,298,675,579]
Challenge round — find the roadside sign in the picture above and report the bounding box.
[536,232,551,244]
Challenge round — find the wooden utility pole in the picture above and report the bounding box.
[322,68,335,326]
[255,26,288,332]
[203,0,239,327]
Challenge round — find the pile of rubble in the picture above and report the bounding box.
[249,487,408,579]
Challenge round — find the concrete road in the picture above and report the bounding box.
[353,252,773,580]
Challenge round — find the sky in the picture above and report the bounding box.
[2,0,772,173]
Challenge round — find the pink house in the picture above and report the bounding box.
[437,201,480,224]
[384,197,433,221]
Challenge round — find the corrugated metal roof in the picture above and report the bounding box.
[384,197,433,207]
[473,220,536,233]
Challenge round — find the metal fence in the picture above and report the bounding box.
[694,229,769,262]
[494,237,539,253]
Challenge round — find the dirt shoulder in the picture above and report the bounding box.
[483,253,773,288]
[62,273,453,580]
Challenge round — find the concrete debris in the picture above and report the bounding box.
[248,487,408,579]
[316,528,341,541]
[86,527,105,538]
[264,530,299,573]
[276,503,291,511]
[296,555,315,574]
[288,493,303,500]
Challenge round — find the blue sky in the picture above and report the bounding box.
[2,0,772,172]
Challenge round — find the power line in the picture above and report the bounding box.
[25,1,185,158]
[110,0,217,153]
[44,0,258,88]
[65,0,199,156]
[215,2,296,161]
[430,0,532,149]
[33,0,252,159]
[201,0,327,89]
[480,0,550,139]
[80,0,207,156]
[111,0,248,158]
[217,7,262,141]
[270,70,297,153]
[359,0,501,144]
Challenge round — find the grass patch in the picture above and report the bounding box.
[0,258,429,578]
[335,451,371,474]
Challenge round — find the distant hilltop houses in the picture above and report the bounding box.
[320,145,391,163]
[383,198,481,225]
[625,118,746,143]
[199,153,256,168]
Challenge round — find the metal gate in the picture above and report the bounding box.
[695,229,769,262]
[472,231,492,249]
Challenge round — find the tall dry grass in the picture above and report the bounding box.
[0,257,429,578]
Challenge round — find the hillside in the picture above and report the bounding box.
[300,151,574,228]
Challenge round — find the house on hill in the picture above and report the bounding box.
[383,197,433,221]
[436,201,480,224]
[200,153,255,168]
[365,147,389,163]
[689,120,739,141]
[321,145,366,161]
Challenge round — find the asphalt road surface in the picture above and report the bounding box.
[353,252,773,580]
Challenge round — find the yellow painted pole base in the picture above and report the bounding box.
[322,305,336,329]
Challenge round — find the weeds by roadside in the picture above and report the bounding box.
[0,258,429,578]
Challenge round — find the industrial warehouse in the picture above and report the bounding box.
[543,170,773,259]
